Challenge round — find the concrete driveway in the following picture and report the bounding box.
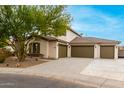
[24,58,92,76]
[81,58,124,81]
[1,58,124,87]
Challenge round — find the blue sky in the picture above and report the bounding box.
[67,5,124,45]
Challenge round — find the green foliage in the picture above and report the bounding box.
[0,5,71,62]
[0,49,7,63]
[33,6,72,36]
[0,43,5,48]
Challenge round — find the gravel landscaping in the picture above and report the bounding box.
[0,57,48,68]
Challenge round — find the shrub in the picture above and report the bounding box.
[3,48,12,57]
[0,48,9,63]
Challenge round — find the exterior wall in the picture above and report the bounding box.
[68,44,71,57]
[28,39,49,58]
[39,39,49,58]
[57,30,80,42]
[94,44,100,59]
[48,41,58,59]
[114,45,118,59]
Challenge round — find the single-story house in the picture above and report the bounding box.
[28,28,120,59]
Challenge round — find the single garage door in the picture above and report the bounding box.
[71,46,94,58]
[58,44,67,58]
[100,46,114,59]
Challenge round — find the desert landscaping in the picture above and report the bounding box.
[0,57,48,68]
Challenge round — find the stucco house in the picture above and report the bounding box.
[28,28,120,59]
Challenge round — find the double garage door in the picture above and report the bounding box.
[71,46,94,58]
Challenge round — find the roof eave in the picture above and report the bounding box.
[69,28,82,37]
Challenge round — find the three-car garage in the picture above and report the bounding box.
[57,37,119,59]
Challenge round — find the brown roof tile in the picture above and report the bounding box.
[70,37,120,44]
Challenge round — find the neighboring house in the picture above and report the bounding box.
[118,46,124,58]
[28,28,120,59]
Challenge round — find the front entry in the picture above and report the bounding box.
[29,42,40,56]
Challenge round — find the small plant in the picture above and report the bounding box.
[16,63,21,68]
[6,64,9,67]
[35,58,38,61]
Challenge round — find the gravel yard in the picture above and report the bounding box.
[0,57,48,68]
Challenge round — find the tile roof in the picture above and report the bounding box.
[70,37,120,44]
[41,36,68,43]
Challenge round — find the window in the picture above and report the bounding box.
[29,42,40,54]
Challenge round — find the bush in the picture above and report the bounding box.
[0,48,8,63]
[3,48,12,57]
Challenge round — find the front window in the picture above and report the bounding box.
[29,42,40,54]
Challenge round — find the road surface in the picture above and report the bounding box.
[0,73,92,88]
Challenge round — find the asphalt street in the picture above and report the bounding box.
[0,73,93,88]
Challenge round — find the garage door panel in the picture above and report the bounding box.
[100,46,114,59]
[58,44,67,58]
[71,46,94,58]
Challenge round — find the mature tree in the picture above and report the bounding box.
[0,5,71,62]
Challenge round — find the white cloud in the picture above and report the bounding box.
[68,6,124,45]
[69,6,124,33]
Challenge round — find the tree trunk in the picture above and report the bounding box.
[15,41,27,62]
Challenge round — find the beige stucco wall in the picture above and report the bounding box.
[58,30,80,42]
[114,45,118,59]
[48,41,58,59]
[68,44,71,57]
[94,44,100,59]
[27,39,49,58]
